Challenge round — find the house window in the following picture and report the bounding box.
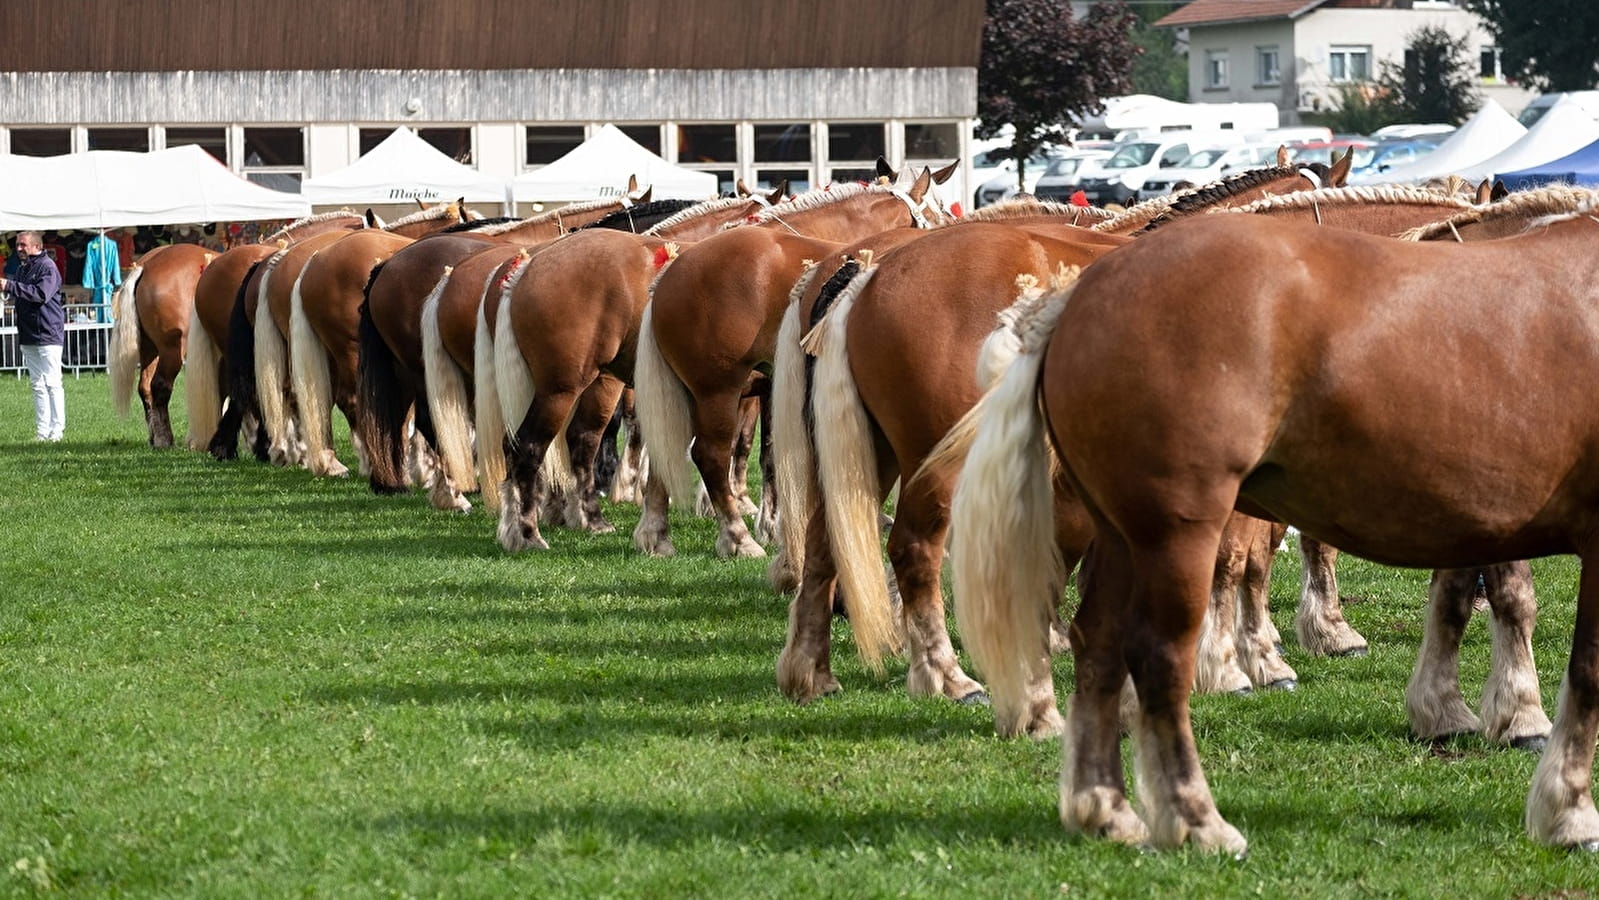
[676,124,737,164]
[1329,45,1371,82]
[905,122,960,159]
[753,124,811,163]
[618,124,662,156]
[755,168,812,195]
[1205,50,1229,89]
[524,125,585,167]
[419,127,473,165]
[165,127,227,165]
[87,127,150,152]
[1257,46,1281,86]
[242,126,305,194]
[1480,46,1503,82]
[827,123,886,163]
[8,127,71,156]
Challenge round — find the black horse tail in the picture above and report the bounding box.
[357,262,412,495]
[211,258,268,461]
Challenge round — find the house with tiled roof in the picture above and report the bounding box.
[1155,0,1532,124]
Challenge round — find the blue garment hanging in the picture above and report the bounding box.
[83,232,122,324]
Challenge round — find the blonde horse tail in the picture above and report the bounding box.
[254,249,292,463]
[182,302,221,449]
[769,265,822,588]
[109,264,145,418]
[492,266,575,497]
[289,257,336,475]
[473,288,506,512]
[422,269,479,494]
[633,302,700,507]
[810,265,901,671]
[949,275,1079,738]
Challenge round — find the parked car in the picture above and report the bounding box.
[1288,138,1377,169]
[1031,150,1112,202]
[1517,91,1599,127]
[972,149,1064,207]
[1137,143,1280,201]
[1369,123,1456,142]
[1351,140,1441,178]
[1075,135,1212,206]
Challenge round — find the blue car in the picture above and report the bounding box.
[1351,140,1441,178]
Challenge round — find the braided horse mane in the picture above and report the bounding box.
[1214,183,1476,219]
[1137,163,1335,232]
[721,182,903,231]
[263,209,364,243]
[382,200,474,230]
[1398,185,1599,241]
[644,196,758,235]
[462,197,637,237]
[954,197,1117,226]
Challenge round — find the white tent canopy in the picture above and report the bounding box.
[1353,100,1527,185]
[301,127,508,206]
[0,144,310,230]
[1457,95,1599,183]
[512,124,718,203]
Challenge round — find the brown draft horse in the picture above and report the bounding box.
[109,242,218,447]
[253,201,469,470]
[358,196,689,510]
[634,165,957,563]
[484,185,844,553]
[777,164,1339,708]
[949,201,1599,854]
[183,210,369,454]
[442,196,779,525]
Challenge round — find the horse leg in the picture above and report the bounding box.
[1235,518,1298,690]
[1480,561,1552,749]
[496,390,578,553]
[755,390,779,545]
[731,395,760,516]
[1524,550,1599,850]
[632,464,676,557]
[1124,521,1248,854]
[610,391,645,505]
[1296,535,1369,656]
[691,387,765,558]
[1195,513,1253,695]
[889,469,984,704]
[592,399,623,501]
[1406,568,1482,741]
[777,504,843,703]
[561,375,624,534]
[1060,532,1146,844]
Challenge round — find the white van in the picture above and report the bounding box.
[1076,133,1238,206]
[1137,143,1282,202]
[1518,91,1599,128]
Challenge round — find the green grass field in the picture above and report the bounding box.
[0,374,1595,897]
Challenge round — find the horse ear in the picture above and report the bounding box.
[636,186,654,205]
[1276,145,1289,167]
[875,157,898,182]
[1491,179,1509,202]
[365,208,386,229]
[416,200,428,210]
[736,178,752,197]
[931,159,959,184]
[627,174,640,195]
[767,180,789,205]
[1327,148,1353,187]
[908,166,933,201]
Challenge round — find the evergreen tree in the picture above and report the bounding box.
[1467,0,1599,92]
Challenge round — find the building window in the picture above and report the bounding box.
[676,124,737,164]
[1257,46,1281,86]
[165,127,227,165]
[524,125,585,167]
[905,122,960,160]
[1481,46,1503,81]
[1205,50,1229,88]
[87,127,150,152]
[755,168,812,195]
[419,127,473,165]
[1329,45,1371,82]
[753,124,812,163]
[827,123,886,163]
[242,126,305,194]
[618,124,662,156]
[9,128,71,156]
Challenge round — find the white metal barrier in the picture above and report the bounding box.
[0,302,117,377]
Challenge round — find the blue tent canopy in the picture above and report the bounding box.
[1498,136,1599,191]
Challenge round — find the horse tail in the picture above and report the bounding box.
[109,264,145,418]
[357,262,411,494]
[289,255,336,475]
[809,263,901,671]
[473,283,506,512]
[633,301,699,507]
[420,267,479,494]
[213,259,266,461]
[492,263,575,496]
[254,248,293,464]
[182,301,222,450]
[948,275,1078,738]
[768,262,825,589]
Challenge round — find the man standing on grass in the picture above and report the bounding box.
[0,231,66,441]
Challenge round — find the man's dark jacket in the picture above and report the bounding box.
[10,252,64,346]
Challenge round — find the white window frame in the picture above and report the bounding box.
[1205,50,1230,89]
[1256,45,1281,87]
[1480,45,1504,83]
[1329,45,1372,83]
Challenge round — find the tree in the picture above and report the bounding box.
[1466,0,1599,92]
[1379,26,1480,124]
[978,0,1140,191]
[1129,1,1188,102]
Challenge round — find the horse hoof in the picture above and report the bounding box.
[1510,734,1549,754]
[957,691,990,707]
[1273,642,1284,656]
[1266,678,1297,692]
[1230,686,1253,697]
[1571,840,1599,854]
[1332,646,1369,658]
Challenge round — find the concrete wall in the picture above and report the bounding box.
[1185,21,1297,110]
